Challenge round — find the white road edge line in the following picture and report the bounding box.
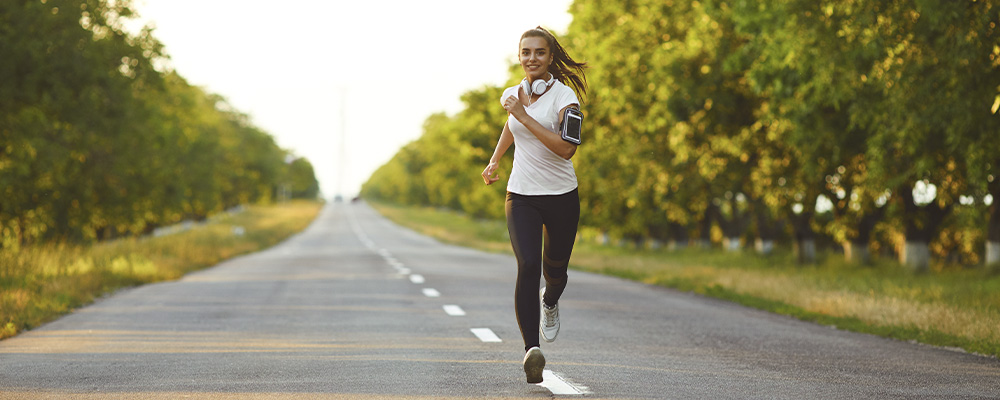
[442,305,465,316]
[422,288,440,297]
[409,274,425,284]
[470,328,501,342]
[346,208,377,250]
[538,370,590,395]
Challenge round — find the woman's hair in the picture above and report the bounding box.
[521,26,587,103]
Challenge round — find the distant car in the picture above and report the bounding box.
[351,196,361,203]
[334,195,344,202]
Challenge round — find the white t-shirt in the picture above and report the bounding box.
[501,80,580,196]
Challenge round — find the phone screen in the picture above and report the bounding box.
[565,114,582,142]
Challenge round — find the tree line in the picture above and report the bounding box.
[364,0,999,270]
[0,0,319,248]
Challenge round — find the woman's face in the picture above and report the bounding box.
[519,36,552,81]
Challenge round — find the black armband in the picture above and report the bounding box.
[560,107,583,145]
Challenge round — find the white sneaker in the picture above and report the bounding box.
[539,287,559,342]
[523,346,545,383]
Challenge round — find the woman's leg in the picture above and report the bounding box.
[540,189,580,307]
[506,192,544,352]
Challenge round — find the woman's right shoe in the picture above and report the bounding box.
[523,346,545,383]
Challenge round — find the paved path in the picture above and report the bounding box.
[1,202,998,399]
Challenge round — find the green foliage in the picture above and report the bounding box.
[288,157,320,199]
[362,86,511,220]
[364,0,1000,266]
[0,0,320,247]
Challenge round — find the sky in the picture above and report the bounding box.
[129,0,574,198]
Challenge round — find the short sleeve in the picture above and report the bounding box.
[554,84,580,112]
[501,86,518,107]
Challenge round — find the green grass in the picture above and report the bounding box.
[372,204,513,254]
[0,200,323,340]
[369,201,1000,358]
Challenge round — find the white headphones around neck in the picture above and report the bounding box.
[521,73,556,98]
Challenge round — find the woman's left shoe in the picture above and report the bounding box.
[539,288,560,342]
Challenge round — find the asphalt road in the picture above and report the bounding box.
[1,202,998,399]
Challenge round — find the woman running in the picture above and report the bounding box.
[481,26,587,384]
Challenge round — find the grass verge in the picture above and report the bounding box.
[0,200,323,340]
[369,201,1000,358]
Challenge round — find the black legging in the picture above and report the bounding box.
[505,189,580,352]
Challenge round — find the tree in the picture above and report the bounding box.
[865,0,998,270]
[364,0,999,270]
[725,0,888,262]
[0,0,317,246]
[288,157,319,199]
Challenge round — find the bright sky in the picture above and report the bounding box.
[130,0,574,198]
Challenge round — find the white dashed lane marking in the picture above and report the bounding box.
[470,328,501,343]
[442,305,465,316]
[538,370,590,395]
[349,207,591,396]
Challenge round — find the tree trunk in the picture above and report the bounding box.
[623,234,643,249]
[796,239,817,263]
[755,238,775,255]
[718,197,748,252]
[725,237,741,252]
[987,242,1000,266]
[844,241,871,264]
[846,206,884,264]
[898,185,952,272]
[752,200,779,256]
[597,231,610,245]
[903,241,931,271]
[987,173,1000,266]
[791,211,816,264]
[668,240,688,251]
[699,203,715,247]
[646,225,666,250]
[668,222,688,251]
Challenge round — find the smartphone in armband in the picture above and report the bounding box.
[560,107,583,145]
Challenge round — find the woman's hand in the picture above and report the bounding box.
[502,95,527,120]
[482,161,501,185]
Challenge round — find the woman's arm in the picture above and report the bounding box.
[502,96,578,160]
[482,122,514,185]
